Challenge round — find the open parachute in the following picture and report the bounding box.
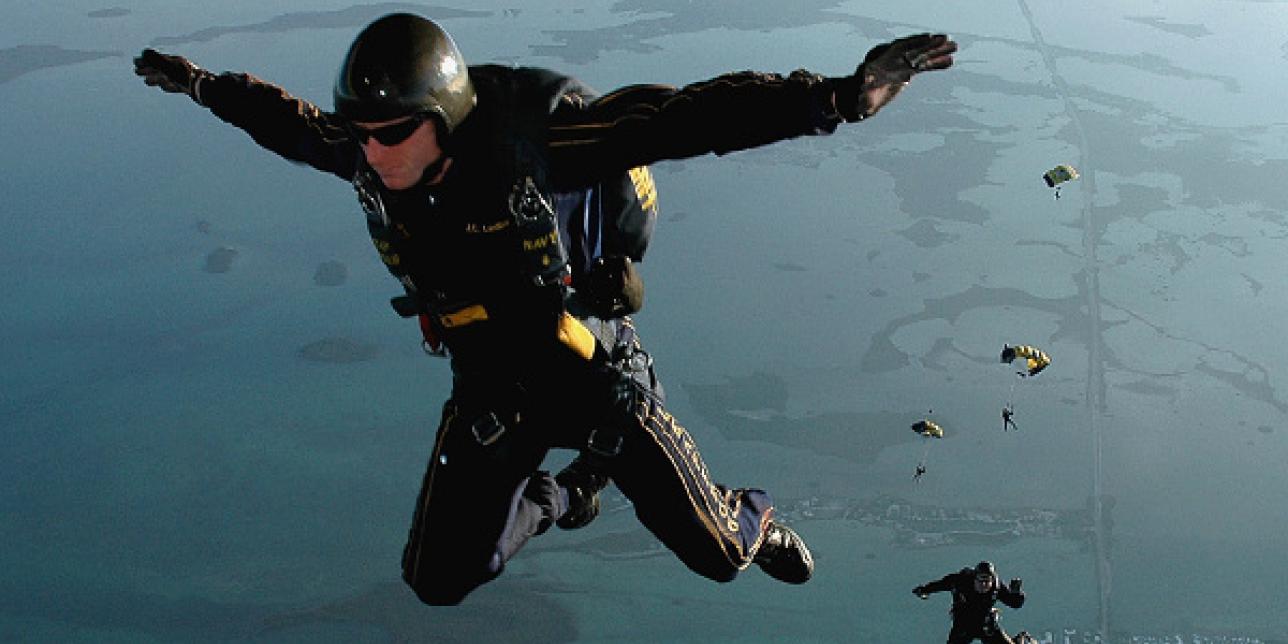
[1001,344,1051,377]
[1042,164,1078,188]
[1043,164,1078,199]
[911,419,945,439]
[911,418,944,481]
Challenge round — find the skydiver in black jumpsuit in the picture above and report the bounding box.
[915,561,1028,643]
[134,12,956,605]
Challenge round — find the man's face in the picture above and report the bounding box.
[351,114,447,190]
[974,573,995,593]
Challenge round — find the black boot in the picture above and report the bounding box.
[753,521,814,584]
[554,455,610,530]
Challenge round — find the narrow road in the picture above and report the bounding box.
[1014,1,1111,638]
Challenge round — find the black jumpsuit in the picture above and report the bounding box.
[191,64,846,605]
[920,569,1027,644]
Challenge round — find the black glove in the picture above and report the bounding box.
[133,48,212,103]
[835,33,957,122]
[1009,577,1023,592]
[913,586,929,599]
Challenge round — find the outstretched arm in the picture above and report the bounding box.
[547,68,839,186]
[133,49,358,181]
[546,33,955,186]
[914,571,960,597]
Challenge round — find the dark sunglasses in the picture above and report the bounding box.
[346,113,426,146]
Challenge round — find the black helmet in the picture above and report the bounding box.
[334,13,476,131]
[974,561,996,577]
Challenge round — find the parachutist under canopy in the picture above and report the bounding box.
[1043,164,1078,200]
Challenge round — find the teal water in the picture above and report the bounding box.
[4,1,1288,641]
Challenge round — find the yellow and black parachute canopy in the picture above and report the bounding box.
[1042,164,1079,188]
[911,419,945,438]
[1001,344,1051,376]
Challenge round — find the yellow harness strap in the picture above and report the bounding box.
[557,313,597,360]
[435,305,595,361]
[438,304,490,328]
